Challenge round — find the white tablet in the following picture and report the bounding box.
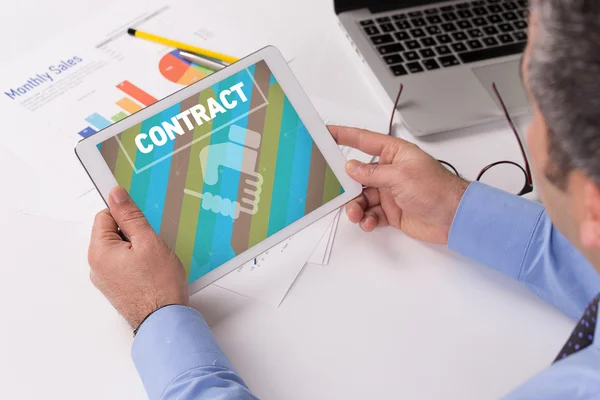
[76,46,361,294]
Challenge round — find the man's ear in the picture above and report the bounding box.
[580,180,600,249]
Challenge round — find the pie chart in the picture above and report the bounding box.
[159,50,215,85]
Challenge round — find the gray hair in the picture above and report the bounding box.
[528,0,600,188]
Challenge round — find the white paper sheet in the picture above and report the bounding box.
[214,212,336,307]
[0,0,272,223]
[307,221,333,265]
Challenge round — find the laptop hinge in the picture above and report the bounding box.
[369,0,453,14]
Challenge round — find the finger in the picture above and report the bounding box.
[360,205,389,232]
[345,160,396,188]
[345,196,366,223]
[90,209,121,243]
[345,187,380,223]
[107,186,154,243]
[328,125,411,156]
[89,209,125,268]
[379,188,403,229]
[362,187,381,208]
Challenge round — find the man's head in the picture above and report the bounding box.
[524,0,600,267]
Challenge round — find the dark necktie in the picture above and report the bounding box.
[554,293,600,362]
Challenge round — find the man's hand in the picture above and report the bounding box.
[88,186,188,329]
[330,126,469,244]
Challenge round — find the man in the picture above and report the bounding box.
[88,0,600,398]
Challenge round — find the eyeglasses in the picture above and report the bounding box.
[389,84,533,196]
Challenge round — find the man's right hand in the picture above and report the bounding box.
[88,187,189,330]
[329,126,470,245]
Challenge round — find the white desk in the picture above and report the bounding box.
[0,1,575,399]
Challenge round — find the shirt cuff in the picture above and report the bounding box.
[448,181,545,280]
[131,305,235,400]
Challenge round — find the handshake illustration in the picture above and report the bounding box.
[184,125,263,219]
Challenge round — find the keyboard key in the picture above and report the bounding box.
[406,40,421,49]
[408,10,423,17]
[452,31,468,41]
[498,33,514,43]
[410,28,426,38]
[427,15,443,24]
[426,25,442,35]
[503,11,518,21]
[468,28,484,38]
[499,23,514,32]
[379,22,396,33]
[473,7,488,16]
[503,1,518,10]
[487,4,502,13]
[406,61,424,73]
[483,26,499,35]
[435,45,451,55]
[442,22,457,32]
[360,19,374,26]
[473,17,488,26]
[421,37,437,47]
[483,36,499,46]
[390,64,408,76]
[473,0,485,5]
[371,34,394,45]
[412,17,427,27]
[404,51,420,61]
[364,26,380,35]
[513,31,528,41]
[455,2,471,9]
[440,5,455,11]
[423,58,440,70]
[395,31,410,40]
[424,8,439,14]
[420,48,436,58]
[488,0,502,3]
[467,39,483,49]
[376,16,391,23]
[457,10,473,19]
[442,12,458,21]
[458,42,525,63]
[457,20,473,29]
[396,20,411,30]
[380,23,396,33]
[378,43,405,54]
[384,53,403,64]
[452,42,468,52]
[439,55,460,67]
[514,20,528,30]
[392,13,407,20]
[517,0,528,8]
[488,15,502,24]
[436,34,452,44]
[517,9,529,18]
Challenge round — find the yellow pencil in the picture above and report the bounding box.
[127,28,239,65]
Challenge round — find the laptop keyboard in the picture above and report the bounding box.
[359,0,529,76]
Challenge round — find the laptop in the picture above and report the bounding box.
[335,0,531,136]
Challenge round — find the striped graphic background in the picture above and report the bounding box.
[98,61,344,282]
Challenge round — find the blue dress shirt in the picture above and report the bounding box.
[132,182,600,399]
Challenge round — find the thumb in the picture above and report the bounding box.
[107,186,153,242]
[345,160,395,188]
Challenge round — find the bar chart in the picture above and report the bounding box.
[77,80,158,138]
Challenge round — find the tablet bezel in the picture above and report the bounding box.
[75,45,362,294]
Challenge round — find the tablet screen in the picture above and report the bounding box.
[96,60,344,283]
